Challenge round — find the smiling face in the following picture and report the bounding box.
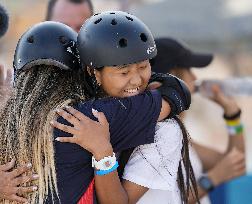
[94,60,151,98]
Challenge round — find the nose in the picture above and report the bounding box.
[129,71,142,87]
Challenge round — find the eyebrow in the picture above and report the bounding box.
[117,64,130,69]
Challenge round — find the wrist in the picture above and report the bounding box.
[207,169,221,186]
[224,117,244,136]
[93,144,113,161]
[223,108,241,120]
[198,173,215,192]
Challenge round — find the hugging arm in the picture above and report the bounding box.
[51,74,191,203]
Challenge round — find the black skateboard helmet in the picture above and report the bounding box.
[77,11,157,69]
[14,21,80,73]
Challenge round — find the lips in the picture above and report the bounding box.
[124,87,140,94]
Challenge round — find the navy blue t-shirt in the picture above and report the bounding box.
[48,90,162,204]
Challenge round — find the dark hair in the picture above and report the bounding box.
[46,0,94,21]
[174,116,199,203]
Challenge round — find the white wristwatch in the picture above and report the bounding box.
[92,153,117,170]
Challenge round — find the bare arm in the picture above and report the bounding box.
[194,86,245,171]
[158,99,171,121]
[210,86,245,153]
[192,142,223,172]
[188,147,245,204]
[94,162,148,204]
[188,86,246,203]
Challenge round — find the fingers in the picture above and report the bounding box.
[50,120,77,135]
[9,163,32,178]
[64,106,91,122]
[0,158,15,171]
[15,186,38,195]
[147,82,162,90]
[211,84,221,94]
[92,109,108,126]
[13,174,39,186]
[55,136,77,143]
[56,109,80,126]
[234,162,246,172]
[211,84,228,102]
[9,194,28,203]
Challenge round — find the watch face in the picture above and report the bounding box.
[93,153,117,170]
[199,176,214,191]
[104,160,112,168]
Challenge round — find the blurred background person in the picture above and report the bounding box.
[45,0,93,32]
[0,3,11,108]
[151,37,246,204]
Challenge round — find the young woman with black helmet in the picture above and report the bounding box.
[0,20,189,204]
[52,11,198,204]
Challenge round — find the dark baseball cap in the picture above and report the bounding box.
[151,38,213,73]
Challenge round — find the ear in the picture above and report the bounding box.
[94,69,102,85]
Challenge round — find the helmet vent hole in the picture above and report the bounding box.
[119,38,127,48]
[59,36,68,44]
[126,16,133,21]
[27,36,34,43]
[94,18,102,24]
[94,13,100,16]
[110,12,115,14]
[140,33,147,42]
[111,19,117,25]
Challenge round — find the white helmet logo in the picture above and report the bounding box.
[147,45,156,55]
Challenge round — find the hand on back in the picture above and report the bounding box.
[51,106,112,158]
[0,159,38,203]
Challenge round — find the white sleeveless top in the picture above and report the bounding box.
[123,119,183,204]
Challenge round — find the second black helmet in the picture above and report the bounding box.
[14,21,80,73]
[77,11,157,69]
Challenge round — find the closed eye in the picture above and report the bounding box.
[139,65,147,69]
[121,71,129,75]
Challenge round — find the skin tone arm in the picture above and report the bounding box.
[148,81,171,121]
[188,146,246,204]
[52,107,159,204]
[193,86,245,171]
[0,160,39,203]
[188,86,246,204]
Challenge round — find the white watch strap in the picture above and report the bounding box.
[92,152,117,170]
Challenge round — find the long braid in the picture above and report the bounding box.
[0,65,88,203]
[173,115,199,204]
